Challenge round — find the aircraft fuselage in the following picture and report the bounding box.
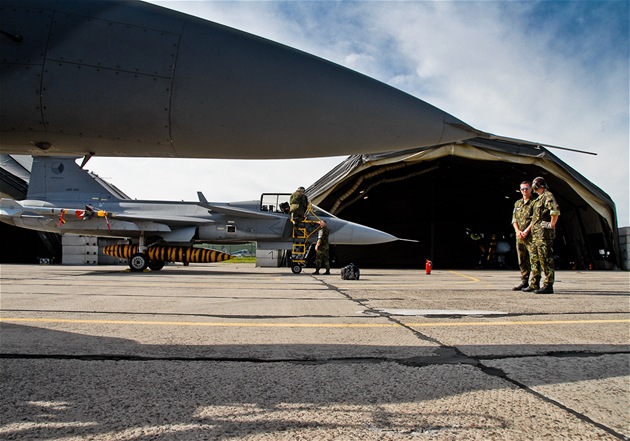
[0,0,474,159]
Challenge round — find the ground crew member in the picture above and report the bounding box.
[522,176,560,294]
[511,181,537,290]
[313,220,330,275]
[290,186,309,224]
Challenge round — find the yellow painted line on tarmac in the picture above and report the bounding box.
[447,270,480,282]
[0,317,627,328]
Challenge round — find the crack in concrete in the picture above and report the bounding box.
[2,277,625,439]
[2,350,626,364]
[322,279,629,441]
[475,360,629,441]
[3,308,626,320]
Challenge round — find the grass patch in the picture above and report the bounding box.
[222,256,256,264]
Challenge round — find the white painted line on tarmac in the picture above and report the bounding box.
[378,309,508,316]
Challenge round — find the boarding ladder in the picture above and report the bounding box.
[289,205,322,274]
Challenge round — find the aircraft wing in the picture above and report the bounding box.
[113,213,215,226]
[0,200,214,226]
[0,199,103,219]
[203,205,281,220]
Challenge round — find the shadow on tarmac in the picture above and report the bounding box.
[1,322,628,440]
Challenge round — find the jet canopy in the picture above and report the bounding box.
[259,193,336,218]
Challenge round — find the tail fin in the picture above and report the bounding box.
[27,157,126,203]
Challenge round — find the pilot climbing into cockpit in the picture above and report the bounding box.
[289,186,309,225]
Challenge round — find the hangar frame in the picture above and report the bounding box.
[308,138,620,270]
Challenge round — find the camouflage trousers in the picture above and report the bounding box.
[315,250,330,271]
[291,209,305,223]
[516,239,531,283]
[528,238,555,288]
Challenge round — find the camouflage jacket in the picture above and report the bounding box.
[290,191,308,212]
[316,226,330,253]
[531,190,560,240]
[512,195,537,231]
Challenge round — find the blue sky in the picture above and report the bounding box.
[91,0,629,226]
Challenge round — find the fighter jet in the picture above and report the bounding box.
[0,157,399,272]
[0,0,476,160]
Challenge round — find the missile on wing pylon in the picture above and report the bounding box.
[103,245,233,264]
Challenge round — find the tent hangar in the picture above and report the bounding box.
[308,138,620,270]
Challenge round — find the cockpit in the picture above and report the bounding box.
[259,193,335,218]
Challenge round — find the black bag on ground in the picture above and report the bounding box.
[340,263,360,280]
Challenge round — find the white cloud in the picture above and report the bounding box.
[353,1,629,225]
[344,52,375,70]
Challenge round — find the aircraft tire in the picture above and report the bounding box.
[291,264,303,274]
[148,260,165,271]
[129,253,149,272]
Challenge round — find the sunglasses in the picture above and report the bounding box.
[520,187,531,191]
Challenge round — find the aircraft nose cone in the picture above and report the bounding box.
[329,221,397,245]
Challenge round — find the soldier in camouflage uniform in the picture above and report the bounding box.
[522,177,560,294]
[290,186,309,224]
[511,181,537,290]
[313,220,330,275]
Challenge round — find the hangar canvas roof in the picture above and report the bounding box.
[308,138,620,269]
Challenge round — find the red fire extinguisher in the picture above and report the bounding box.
[425,259,432,274]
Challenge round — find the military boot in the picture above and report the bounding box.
[535,285,554,294]
[513,282,528,291]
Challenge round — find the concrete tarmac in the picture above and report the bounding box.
[0,263,628,440]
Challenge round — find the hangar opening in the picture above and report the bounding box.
[309,139,620,270]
